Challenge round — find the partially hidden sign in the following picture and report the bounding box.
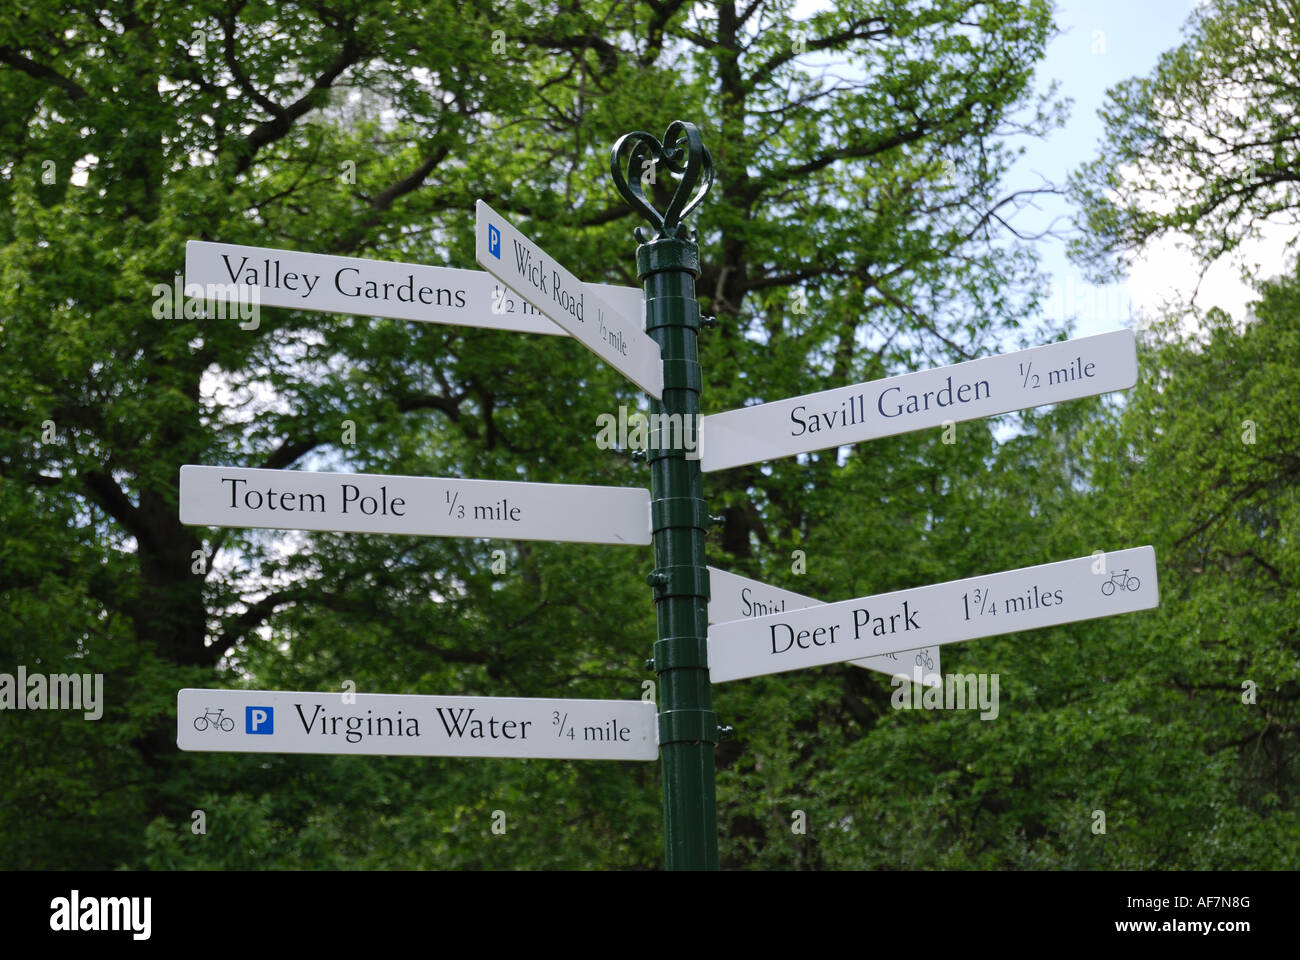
[708,547,1159,683]
[706,567,940,686]
[475,200,663,397]
[185,239,643,337]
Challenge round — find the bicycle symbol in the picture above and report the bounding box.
[1100,569,1141,596]
[193,707,235,732]
[914,650,935,671]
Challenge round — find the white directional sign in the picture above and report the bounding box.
[178,688,657,761]
[184,240,643,337]
[475,200,663,398]
[706,567,941,686]
[701,329,1138,472]
[179,465,650,546]
[708,546,1159,683]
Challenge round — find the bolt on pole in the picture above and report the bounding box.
[611,121,718,870]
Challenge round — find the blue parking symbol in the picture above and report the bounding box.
[246,706,274,735]
[488,224,501,259]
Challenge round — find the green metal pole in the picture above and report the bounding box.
[611,122,717,870]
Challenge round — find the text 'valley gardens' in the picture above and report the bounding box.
[219,253,468,308]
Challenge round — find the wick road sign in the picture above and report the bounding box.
[706,566,941,685]
[475,199,664,398]
[178,689,657,761]
[185,239,644,337]
[179,465,651,546]
[708,546,1159,683]
[701,329,1137,472]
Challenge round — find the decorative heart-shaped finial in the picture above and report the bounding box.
[610,121,714,241]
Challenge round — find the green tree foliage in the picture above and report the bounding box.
[1069,0,1300,278]
[717,290,1300,868]
[1085,296,1300,865]
[1051,0,1300,867]
[31,0,1299,871]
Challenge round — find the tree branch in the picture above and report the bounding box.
[259,432,323,471]
[870,281,973,360]
[0,47,90,101]
[216,588,309,649]
[81,470,153,549]
[335,145,451,253]
[219,16,281,116]
[768,120,934,184]
[232,34,365,176]
[748,19,890,91]
[531,31,624,74]
[397,391,466,421]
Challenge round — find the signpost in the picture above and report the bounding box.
[179,465,650,546]
[700,329,1138,472]
[707,566,941,685]
[185,240,643,337]
[708,546,1158,683]
[475,200,664,398]
[178,689,657,761]
[601,123,720,870]
[177,119,1162,874]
